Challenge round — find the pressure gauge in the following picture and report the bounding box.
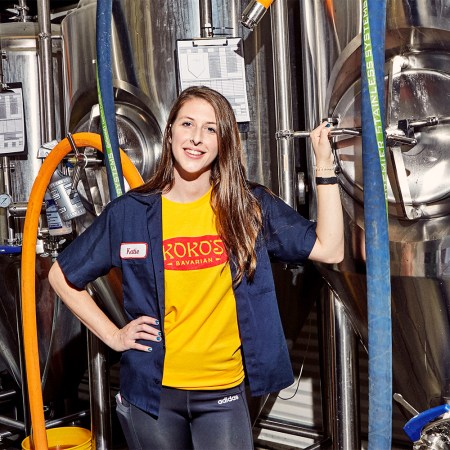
[0,194,12,208]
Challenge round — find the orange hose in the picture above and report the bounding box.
[21,132,143,449]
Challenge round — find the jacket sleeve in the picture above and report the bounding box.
[256,187,317,264]
[57,199,123,289]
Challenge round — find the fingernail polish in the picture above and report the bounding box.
[158,331,162,336]
[326,123,331,128]
[156,336,162,342]
[147,347,153,352]
[155,320,159,325]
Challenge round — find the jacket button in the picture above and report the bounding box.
[153,378,161,385]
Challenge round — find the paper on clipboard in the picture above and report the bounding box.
[0,86,25,155]
[177,38,250,123]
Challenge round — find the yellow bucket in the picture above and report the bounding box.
[21,427,91,450]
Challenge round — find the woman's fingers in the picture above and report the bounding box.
[131,316,161,340]
[310,121,331,141]
[115,315,162,352]
[310,122,334,163]
[134,316,161,336]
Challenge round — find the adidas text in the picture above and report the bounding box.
[218,395,239,405]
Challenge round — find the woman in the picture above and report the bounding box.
[49,86,344,449]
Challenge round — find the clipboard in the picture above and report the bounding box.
[176,37,250,123]
[0,83,26,155]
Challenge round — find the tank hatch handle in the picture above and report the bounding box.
[403,403,450,442]
[275,127,417,146]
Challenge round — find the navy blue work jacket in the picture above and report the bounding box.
[57,185,317,417]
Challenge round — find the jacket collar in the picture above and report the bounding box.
[126,189,161,206]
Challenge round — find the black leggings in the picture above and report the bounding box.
[116,382,253,450]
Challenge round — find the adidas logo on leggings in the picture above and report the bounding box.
[218,395,239,405]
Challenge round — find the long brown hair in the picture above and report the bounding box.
[134,86,262,283]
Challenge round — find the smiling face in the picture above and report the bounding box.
[170,98,219,184]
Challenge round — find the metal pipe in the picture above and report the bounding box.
[199,0,213,37]
[8,202,44,218]
[241,0,274,30]
[332,294,360,449]
[319,287,361,449]
[228,0,239,36]
[255,416,333,449]
[0,389,17,402]
[88,279,127,329]
[0,415,25,431]
[317,290,333,446]
[85,277,127,449]
[37,0,56,142]
[276,128,363,140]
[270,0,295,206]
[0,50,7,91]
[16,0,30,22]
[255,417,326,439]
[88,332,111,450]
[45,409,90,429]
[2,157,15,243]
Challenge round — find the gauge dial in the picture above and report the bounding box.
[0,194,12,208]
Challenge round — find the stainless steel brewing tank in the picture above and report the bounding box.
[0,22,64,228]
[0,21,86,413]
[301,0,450,416]
[61,0,278,190]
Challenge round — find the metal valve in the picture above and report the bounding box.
[275,125,418,146]
[66,132,88,198]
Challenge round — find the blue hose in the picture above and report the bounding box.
[96,0,125,199]
[361,1,392,449]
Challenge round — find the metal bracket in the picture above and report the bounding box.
[37,140,58,158]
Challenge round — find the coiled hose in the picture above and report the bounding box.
[361,1,392,449]
[21,132,143,449]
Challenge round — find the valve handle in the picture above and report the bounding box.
[403,404,450,442]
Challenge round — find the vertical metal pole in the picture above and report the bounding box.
[85,280,120,450]
[88,332,111,450]
[318,288,333,444]
[321,287,360,449]
[199,0,214,37]
[228,0,239,36]
[270,0,295,206]
[2,158,15,243]
[37,0,56,142]
[17,0,30,22]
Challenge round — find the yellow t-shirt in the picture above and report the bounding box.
[161,189,244,389]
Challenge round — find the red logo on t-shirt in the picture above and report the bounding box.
[163,235,228,270]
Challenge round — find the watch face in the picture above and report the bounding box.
[0,194,12,208]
